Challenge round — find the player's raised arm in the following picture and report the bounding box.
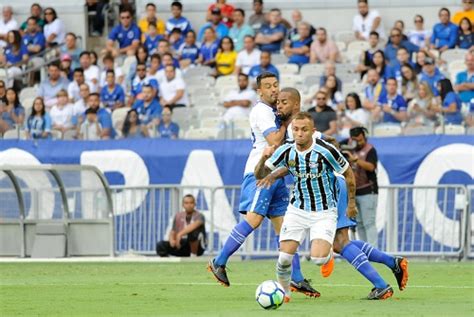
[254,145,276,179]
[255,143,292,180]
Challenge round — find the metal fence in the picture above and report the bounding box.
[110,184,470,259]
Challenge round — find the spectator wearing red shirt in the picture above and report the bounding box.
[207,0,235,27]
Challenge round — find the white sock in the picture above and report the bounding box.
[276,252,294,296]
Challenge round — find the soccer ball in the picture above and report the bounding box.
[255,280,285,310]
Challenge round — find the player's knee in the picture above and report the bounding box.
[245,212,264,229]
[311,253,331,266]
[333,230,349,254]
[278,252,294,266]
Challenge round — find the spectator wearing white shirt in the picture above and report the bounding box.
[353,0,385,41]
[160,65,189,108]
[234,35,261,75]
[79,107,102,140]
[50,89,74,135]
[72,83,89,123]
[222,73,257,122]
[68,68,86,103]
[407,15,431,49]
[43,7,66,47]
[79,51,100,93]
[0,6,18,48]
[339,92,370,138]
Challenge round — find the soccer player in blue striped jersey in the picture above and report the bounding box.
[263,90,407,299]
[207,73,318,297]
[254,112,357,302]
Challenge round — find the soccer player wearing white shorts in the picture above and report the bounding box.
[254,112,357,301]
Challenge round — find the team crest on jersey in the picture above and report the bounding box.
[288,160,296,167]
[127,31,134,39]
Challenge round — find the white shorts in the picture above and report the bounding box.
[280,204,337,245]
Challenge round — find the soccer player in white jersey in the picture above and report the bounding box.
[208,73,319,297]
[254,112,358,302]
[260,90,408,300]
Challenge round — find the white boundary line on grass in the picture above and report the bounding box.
[1,282,473,289]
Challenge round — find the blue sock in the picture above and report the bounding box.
[351,240,396,269]
[274,235,304,283]
[341,241,388,289]
[291,254,304,283]
[214,221,253,266]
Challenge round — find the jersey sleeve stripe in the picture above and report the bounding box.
[262,127,278,137]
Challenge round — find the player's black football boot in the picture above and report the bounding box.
[290,279,321,298]
[207,259,230,287]
[392,256,409,291]
[367,285,394,300]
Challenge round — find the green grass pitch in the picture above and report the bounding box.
[1,260,473,316]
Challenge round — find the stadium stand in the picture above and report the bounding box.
[0,1,472,140]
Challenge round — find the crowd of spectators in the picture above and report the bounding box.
[0,0,473,140]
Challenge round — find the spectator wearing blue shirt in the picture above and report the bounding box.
[430,8,458,52]
[363,69,388,117]
[121,109,149,139]
[144,22,164,54]
[385,28,419,66]
[80,93,113,139]
[169,27,185,52]
[390,47,416,81]
[418,57,445,96]
[456,17,474,49]
[22,17,45,56]
[100,70,125,111]
[229,9,255,52]
[131,62,159,97]
[106,7,141,57]
[166,1,192,35]
[376,78,408,124]
[284,22,312,67]
[197,27,219,67]
[178,30,200,69]
[132,85,162,127]
[198,8,229,43]
[2,30,29,66]
[26,97,52,139]
[438,78,463,125]
[157,107,180,139]
[248,51,280,85]
[454,52,474,103]
[255,8,287,53]
[0,88,25,134]
[38,62,70,107]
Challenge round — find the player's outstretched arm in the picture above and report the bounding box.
[254,145,276,180]
[342,167,358,218]
[256,167,289,189]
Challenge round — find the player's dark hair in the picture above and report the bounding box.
[281,87,301,104]
[256,72,277,88]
